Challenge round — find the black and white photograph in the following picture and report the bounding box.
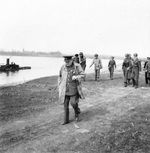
[0,0,150,152]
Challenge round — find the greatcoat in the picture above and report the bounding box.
[58,63,85,104]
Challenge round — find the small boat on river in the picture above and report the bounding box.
[0,58,31,72]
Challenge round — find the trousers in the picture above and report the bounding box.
[95,69,100,81]
[131,68,139,87]
[63,95,80,123]
[109,67,114,79]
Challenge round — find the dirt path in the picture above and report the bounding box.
[0,70,150,153]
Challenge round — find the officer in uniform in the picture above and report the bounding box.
[122,54,132,87]
[58,55,85,125]
[89,54,103,81]
[108,56,116,80]
[131,53,141,88]
[143,57,148,85]
[145,57,150,86]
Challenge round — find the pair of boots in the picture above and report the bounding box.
[62,106,81,125]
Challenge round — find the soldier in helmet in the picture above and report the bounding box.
[131,53,141,88]
[122,53,132,87]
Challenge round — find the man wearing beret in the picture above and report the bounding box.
[58,55,85,125]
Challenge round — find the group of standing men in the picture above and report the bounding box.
[58,52,150,125]
[122,53,150,88]
[57,52,117,125]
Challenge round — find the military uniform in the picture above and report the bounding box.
[145,58,150,86]
[131,54,141,88]
[144,61,148,84]
[89,54,103,81]
[122,56,132,87]
[108,57,116,80]
[58,56,85,125]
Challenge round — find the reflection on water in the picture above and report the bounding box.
[5,71,19,77]
[0,55,123,86]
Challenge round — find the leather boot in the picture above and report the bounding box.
[62,108,69,125]
[74,104,81,122]
[132,79,135,87]
[134,80,138,89]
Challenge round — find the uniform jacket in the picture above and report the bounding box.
[132,57,141,71]
[146,61,150,79]
[122,58,132,70]
[58,63,85,104]
[90,58,103,70]
[146,61,150,72]
[108,60,116,69]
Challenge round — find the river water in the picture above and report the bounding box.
[0,55,123,86]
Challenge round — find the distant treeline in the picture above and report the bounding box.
[0,50,124,60]
[0,50,146,61]
[0,51,62,57]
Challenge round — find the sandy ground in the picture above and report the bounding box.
[0,69,150,153]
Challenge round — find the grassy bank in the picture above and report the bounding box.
[0,70,150,153]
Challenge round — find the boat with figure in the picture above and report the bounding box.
[0,58,31,72]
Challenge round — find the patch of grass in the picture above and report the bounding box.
[75,104,150,153]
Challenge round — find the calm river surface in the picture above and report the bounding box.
[0,55,123,86]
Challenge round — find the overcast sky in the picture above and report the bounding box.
[0,0,150,57]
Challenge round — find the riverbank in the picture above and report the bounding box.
[0,69,150,153]
[0,55,123,86]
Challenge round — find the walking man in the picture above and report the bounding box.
[145,57,150,86]
[89,54,103,81]
[127,54,133,84]
[122,54,132,87]
[79,52,86,71]
[58,55,85,125]
[108,56,116,80]
[143,57,149,85]
[131,53,141,89]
